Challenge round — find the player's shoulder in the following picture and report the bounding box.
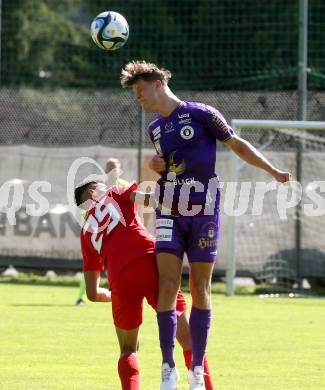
[178,101,214,122]
[148,116,163,135]
[185,101,219,115]
[187,101,229,125]
[108,182,138,200]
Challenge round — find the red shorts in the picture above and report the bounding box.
[110,253,187,330]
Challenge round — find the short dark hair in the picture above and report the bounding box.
[121,60,172,87]
[74,181,98,206]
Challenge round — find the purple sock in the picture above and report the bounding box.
[157,309,177,368]
[189,306,212,370]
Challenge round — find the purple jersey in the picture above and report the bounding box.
[148,101,234,215]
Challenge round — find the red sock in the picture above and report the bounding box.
[118,353,140,390]
[183,350,214,390]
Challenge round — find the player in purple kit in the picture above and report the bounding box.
[121,61,291,390]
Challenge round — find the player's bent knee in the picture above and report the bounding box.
[86,290,96,301]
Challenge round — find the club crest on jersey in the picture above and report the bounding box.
[180,125,194,140]
[167,151,185,176]
[208,227,215,238]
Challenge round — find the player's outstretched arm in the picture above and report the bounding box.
[84,270,112,302]
[129,190,156,208]
[225,135,292,183]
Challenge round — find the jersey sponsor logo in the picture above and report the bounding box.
[197,222,218,251]
[156,228,173,242]
[165,177,196,186]
[154,140,162,154]
[152,126,161,141]
[178,113,190,119]
[212,115,229,133]
[153,133,161,140]
[165,122,175,133]
[152,126,161,136]
[198,237,217,250]
[156,218,174,228]
[178,118,191,125]
[180,125,194,140]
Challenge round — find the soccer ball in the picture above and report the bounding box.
[90,11,129,51]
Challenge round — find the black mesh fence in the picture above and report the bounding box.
[0,89,324,147]
[0,1,324,147]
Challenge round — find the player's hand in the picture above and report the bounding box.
[149,154,166,174]
[272,169,292,183]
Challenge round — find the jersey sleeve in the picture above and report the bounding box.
[202,105,234,142]
[110,183,138,203]
[81,233,104,272]
[147,121,163,154]
[147,125,154,144]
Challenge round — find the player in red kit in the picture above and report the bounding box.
[74,181,214,390]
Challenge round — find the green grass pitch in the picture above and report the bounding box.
[0,283,325,389]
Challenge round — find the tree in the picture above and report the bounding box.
[1,0,89,87]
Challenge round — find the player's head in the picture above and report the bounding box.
[120,60,172,112]
[105,158,123,186]
[105,158,121,174]
[74,181,107,209]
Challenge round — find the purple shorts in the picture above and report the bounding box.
[155,213,220,263]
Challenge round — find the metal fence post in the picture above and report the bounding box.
[296,0,308,286]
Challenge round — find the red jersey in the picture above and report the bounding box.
[81,183,155,283]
